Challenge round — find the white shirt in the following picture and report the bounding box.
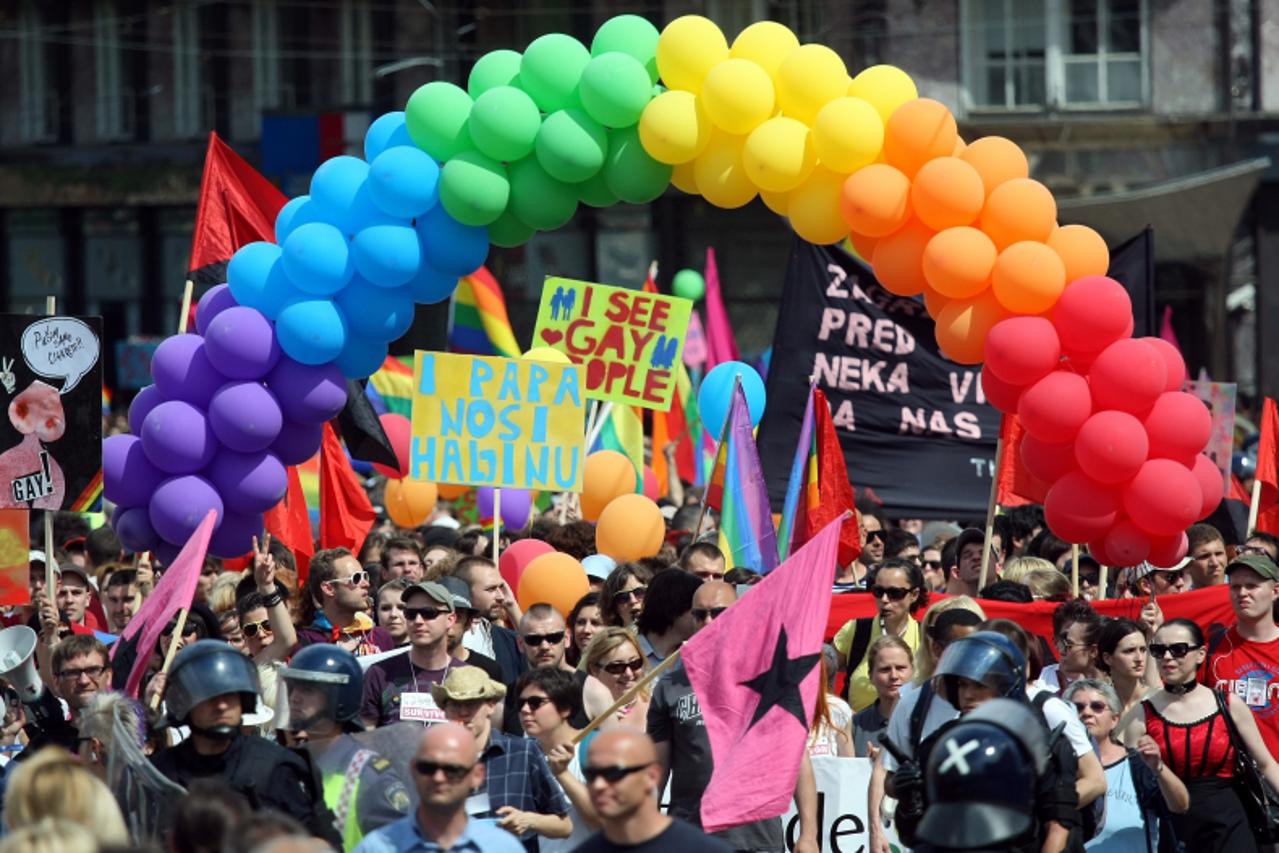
[461,620,495,657]
[1027,683,1092,758]
[880,681,959,772]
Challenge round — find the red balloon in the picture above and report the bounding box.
[1142,337,1187,392]
[1020,434,1078,484]
[1191,454,1224,520]
[980,365,1024,414]
[1051,276,1132,356]
[1044,470,1120,544]
[1147,531,1189,568]
[1073,410,1149,485]
[1087,339,1165,416]
[373,413,412,479]
[1144,392,1211,464]
[1122,459,1202,537]
[1103,520,1152,567]
[1087,537,1119,568]
[1018,370,1092,444]
[984,317,1062,387]
[642,465,660,501]
[498,538,555,590]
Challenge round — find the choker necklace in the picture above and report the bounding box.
[1165,679,1197,695]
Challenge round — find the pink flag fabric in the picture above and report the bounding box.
[702,247,739,371]
[681,515,843,832]
[682,310,707,370]
[112,510,217,697]
[1159,305,1180,351]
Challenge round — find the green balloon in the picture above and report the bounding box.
[469,86,541,163]
[603,126,672,204]
[468,49,522,98]
[439,151,510,227]
[404,82,474,162]
[509,156,578,232]
[577,170,619,208]
[579,53,653,128]
[520,33,591,113]
[488,205,536,248]
[591,15,660,84]
[672,269,706,302]
[535,108,607,183]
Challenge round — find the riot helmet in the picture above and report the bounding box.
[932,630,1026,709]
[164,639,260,738]
[280,643,364,733]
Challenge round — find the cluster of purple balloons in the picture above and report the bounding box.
[103,285,349,561]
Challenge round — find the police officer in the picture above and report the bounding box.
[150,640,341,848]
[282,644,412,851]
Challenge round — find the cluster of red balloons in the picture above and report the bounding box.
[982,276,1220,568]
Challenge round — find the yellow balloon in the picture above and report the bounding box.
[743,116,816,193]
[638,90,711,165]
[522,347,570,364]
[671,160,699,194]
[759,188,790,216]
[848,65,919,123]
[655,15,728,93]
[701,59,775,136]
[813,96,884,173]
[729,21,800,78]
[776,44,850,125]
[693,131,757,209]
[788,167,849,245]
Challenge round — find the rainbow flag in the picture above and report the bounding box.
[367,356,414,417]
[776,382,817,561]
[449,267,521,358]
[707,383,778,573]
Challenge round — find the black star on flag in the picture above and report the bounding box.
[739,626,821,729]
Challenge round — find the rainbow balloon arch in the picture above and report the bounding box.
[103,15,1218,569]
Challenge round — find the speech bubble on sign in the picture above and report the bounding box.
[20,318,101,394]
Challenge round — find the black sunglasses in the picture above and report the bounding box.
[616,587,646,602]
[602,658,645,676]
[522,631,566,647]
[518,695,552,711]
[583,762,653,783]
[865,530,887,544]
[692,606,728,621]
[404,606,448,622]
[871,585,911,601]
[1151,569,1186,583]
[414,760,474,781]
[1072,700,1111,715]
[1149,643,1202,659]
[923,560,943,570]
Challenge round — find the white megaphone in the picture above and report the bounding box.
[0,625,42,703]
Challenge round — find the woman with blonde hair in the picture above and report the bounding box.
[852,635,913,757]
[912,595,985,684]
[580,627,650,731]
[1000,556,1056,585]
[0,818,97,853]
[3,746,129,845]
[1022,566,1072,602]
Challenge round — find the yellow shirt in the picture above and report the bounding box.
[832,616,922,712]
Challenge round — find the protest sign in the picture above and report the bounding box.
[1185,379,1236,492]
[780,756,907,853]
[0,316,103,511]
[409,352,585,491]
[532,277,692,409]
[758,241,999,517]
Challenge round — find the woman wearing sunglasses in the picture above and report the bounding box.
[833,559,928,711]
[581,628,650,732]
[1064,678,1187,853]
[599,564,653,629]
[1123,618,1279,852]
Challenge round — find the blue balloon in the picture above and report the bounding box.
[309,156,394,235]
[227,242,298,320]
[334,335,390,380]
[351,223,422,288]
[417,205,489,276]
[282,222,354,295]
[407,261,458,305]
[365,111,415,162]
[275,299,349,365]
[275,195,322,244]
[335,277,416,341]
[697,360,767,435]
[369,146,441,219]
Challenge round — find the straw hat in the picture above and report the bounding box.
[429,666,506,706]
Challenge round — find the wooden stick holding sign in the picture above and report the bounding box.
[43,295,57,598]
[149,608,189,711]
[977,438,1005,591]
[573,649,681,744]
[492,488,501,566]
[1070,544,1081,598]
[1249,479,1263,537]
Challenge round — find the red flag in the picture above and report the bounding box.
[996,415,1043,506]
[1256,397,1279,511]
[641,260,658,294]
[188,132,288,284]
[265,466,314,582]
[319,423,376,553]
[795,389,860,566]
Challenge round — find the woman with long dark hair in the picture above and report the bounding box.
[833,558,928,711]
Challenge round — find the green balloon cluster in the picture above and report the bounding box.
[400,15,672,247]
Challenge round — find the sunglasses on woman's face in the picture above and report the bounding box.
[1072,700,1110,715]
[616,587,646,603]
[241,618,272,638]
[871,585,911,601]
[1149,642,1201,659]
[602,658,644,676]
[518,695,552,711]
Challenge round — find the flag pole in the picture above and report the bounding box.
[178,280,194,334]
[692,375,740,541]
[1071,544,1081,598]
[1249,479,1263,536]
[586,402,614,449]
[1097,563,1109,600]
[573,649,681,744]
[977,437,1005,590]
[492,488,501,565]
[149,608,189,711]
[44,295,57,597]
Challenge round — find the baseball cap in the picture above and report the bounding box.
[28,550,46,566]
[402,580,455,611]
[1226,554,1279,583]
[1133,555,1192,581]
[56,563,94,587]
[437,575,474,612]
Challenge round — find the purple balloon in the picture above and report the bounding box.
[265,357,348,423]
[208,382,284,453]
[149,475,225,546]
[476,487,532,530]
[113,505,159,553]
[128,384,164,435]
[208,509,264,559]
[141,400,218,475]
[151,334,227,409]
[195,284,240,336]
[153,540,182,567]
[203,305,282,380]
[271,418,324,466]
[207,449,287,515]
[103,434,166,508]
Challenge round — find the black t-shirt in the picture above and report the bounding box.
[573,819,733,852]
[501,668,591,734]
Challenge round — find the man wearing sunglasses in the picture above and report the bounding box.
[502,604,590,734]
[299,549,397,657]
[1128,559,1189,598]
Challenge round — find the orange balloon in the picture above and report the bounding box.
[871,218,934,297]
[882,98,957,178]
[437,483,469,500]
[385,479,439,528]
[960,136,1029,197]
[839,164,911,237]
[517,552,590,618]
[935,290,1008,365]
[922,226,997,299]
[910,157,985,231]
[1047,224,1110,284]
[581,450,638,522]
[595,493,665,561]
[991,241,1067,315]
[979,178,1056,250]
[847,229,879,262]
[952,136,967,156]
[922,283,951,319]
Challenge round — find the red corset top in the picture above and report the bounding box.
[1141,699,1236,780]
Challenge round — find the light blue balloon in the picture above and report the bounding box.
[351,224,421,288]
[309,155,394,235]
[275,196,317,244]
[282,222,354,295]
[335,277,416,341]
[275,299,349,366]
[334,334,389,380]
[364,111,414,162]
[407,261,458,305]
[697,360,767,435]
[368,146,441,219]
[417,204,489,277]
[226,242,297,320]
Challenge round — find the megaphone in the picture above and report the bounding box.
[0,625,42,703]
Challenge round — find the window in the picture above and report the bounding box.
[252,0,282,115]
[94,0,132,140]
[340,0,374,106]
[17,2,57,143]
[172,0,201,137]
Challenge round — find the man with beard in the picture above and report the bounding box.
[451,557,525,683]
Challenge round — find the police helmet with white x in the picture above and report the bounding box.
[932,630,1026,707]
[917,698,1048,850]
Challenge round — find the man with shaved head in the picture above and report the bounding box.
[353,722,524,852]
[574,728,730,851]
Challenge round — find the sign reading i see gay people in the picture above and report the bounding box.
[410,352,585,491]
[532,277,692,409]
